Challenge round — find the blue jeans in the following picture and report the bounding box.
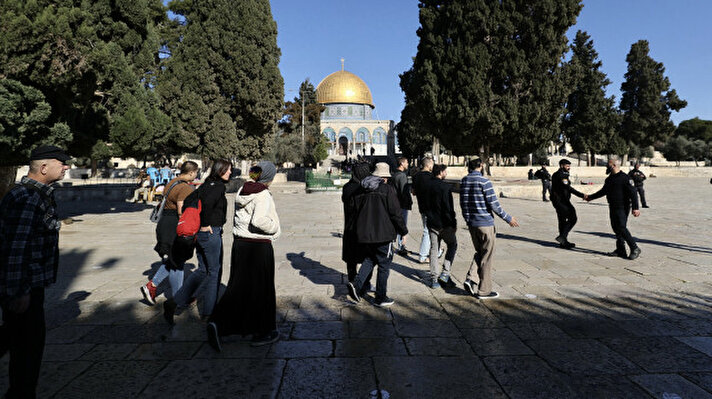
[418,213,430,260]
[396,209,409,250]
[174,226,223,316]
[353,242,393,302]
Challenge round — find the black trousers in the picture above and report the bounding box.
[609,206,637,253]
[636,186,647,207]
[553,200,577,239]
[1,287,46,399]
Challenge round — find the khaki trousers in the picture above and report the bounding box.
[466,225,496,295]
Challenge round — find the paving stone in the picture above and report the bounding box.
[569,375,654,398]
[43,344,95,361]
[267,339,333,358]
[617,319,689,337]
[394,319,461,338]
[341,305,392,320]
[680,373,712,393]
[78,343,138,361]
[279,358,376,399]
[24,361,93,398]
[140,359,284,398]
[603,337,712,373]
[374,356,506,398]
[285,307,341,321]
[483,356,577,399]
[291,321,349,340]
[482,299,559,323]
[127,341,203,360]
[630,374,712,399]
[462,328,533,356]
[46,324,98,344]
[334,338,408,357]
[676,337,712,357]
[78,323,171,344]
[55,360,167,398]
[555,319,631,338]
[404,337,476,357]
[506,322,569,341]
[348,320,397,338]
[526,338,641,375]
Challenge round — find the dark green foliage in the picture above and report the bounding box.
[278,79,326,166]
[562,31,620,162]
[662,136,690,165]
[397,69,434,158]
[159,0,284,160]
[675,118,712,144]
[619,40,687,148]
[0,0,167,159]
[0,79,72,166]
[401,0,581,157]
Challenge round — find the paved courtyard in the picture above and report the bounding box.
[2,177,711,398]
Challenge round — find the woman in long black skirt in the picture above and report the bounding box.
[207,161,281,351]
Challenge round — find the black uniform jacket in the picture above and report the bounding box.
[588,171,640,210]
[550,169,585,204]
[628,169,646,187]
[425,178,456,230]
[352,176,408,244]
[412,171,433,213]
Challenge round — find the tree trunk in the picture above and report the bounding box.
[0,166,18,200]
[484,145,491,176]
[91,159,98,177]
[431,137,440,162]
[589,151,595,167]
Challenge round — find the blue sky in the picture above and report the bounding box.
[271,0,712,125]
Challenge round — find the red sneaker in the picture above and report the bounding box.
[141,282,157,305]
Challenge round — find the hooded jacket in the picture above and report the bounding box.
[352,176,407,244]
[425,177,456,230]
[232,181,281,241]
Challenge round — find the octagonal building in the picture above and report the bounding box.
[316,64,399,158]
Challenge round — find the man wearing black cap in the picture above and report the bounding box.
[0,145,70,398]
[534,164,552,202]
[550,159,586,249]
[628,163,648,208]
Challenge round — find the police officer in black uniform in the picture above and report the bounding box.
[550,159,585,249]
[628,163,648,208]
[534,164,552,202]
[586,157,641,260]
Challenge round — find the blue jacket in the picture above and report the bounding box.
[459,171,512,227]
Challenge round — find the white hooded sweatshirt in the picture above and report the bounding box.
[233,188,281,240]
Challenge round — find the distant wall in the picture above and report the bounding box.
[444,165,712,180]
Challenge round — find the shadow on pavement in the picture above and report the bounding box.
[578,230,712,254]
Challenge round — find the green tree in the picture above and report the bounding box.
[0,0,167,165]
[561,31,620,165]
[0,79,72,197]
[397,69,434,158]
[619,40,687,148]
[279,79,326,166]
[662,136,690,166]
[675,117,712,144]
[159,0,284,160]
[401,0,581,159]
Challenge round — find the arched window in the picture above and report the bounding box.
[356,127,370,143]
[373,127,386,144]
[323,128,336,142]
[338,127,353,142]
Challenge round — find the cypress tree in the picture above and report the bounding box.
[561,31,619,164]
[159,0,284,160]
[619,40,687,148]
[401,0,581,158]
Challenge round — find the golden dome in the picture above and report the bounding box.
[316,70,374,107]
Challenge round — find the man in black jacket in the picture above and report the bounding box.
[534,164,552,202]
[425,164,457,289]
[628,163,648,208]
[412,157,438,263]
[550,159,586,249]
[391,157,412,256]
[586,157,642,260]
[341,162,372,282]
[347,163,408,307]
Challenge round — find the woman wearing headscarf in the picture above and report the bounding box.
[341,162,372,282]
[206,161,281,351]
[164,159,232,323]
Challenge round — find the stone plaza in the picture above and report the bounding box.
[1,176,711,398]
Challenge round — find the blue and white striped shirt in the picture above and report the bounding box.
[459,171,512,227]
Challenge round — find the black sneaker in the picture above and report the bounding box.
[560,241,576,249]
[628,247,641,260]
[477,291,499,299]
[463,279,477,296]
[207,322,222,352]
[642,205,649,208]
[251,330,279,347]
[555,235,565,245]
[163,299,177,325]
[438,277,456,289]
[346,282,361,303]
[374,297,395,307]
[608,250,627,258]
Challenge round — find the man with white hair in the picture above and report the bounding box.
[586,157,642,260]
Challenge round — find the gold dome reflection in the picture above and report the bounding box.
[316,71,374,107]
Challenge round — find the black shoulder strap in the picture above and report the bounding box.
[164,179,186,197]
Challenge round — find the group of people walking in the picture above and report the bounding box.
[140,159,282,352]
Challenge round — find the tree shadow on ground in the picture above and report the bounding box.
[58,200,153,219]
[497,233,611,256]
[577,230,712,254]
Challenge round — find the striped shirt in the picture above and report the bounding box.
[0,176,60,298]
[459,171,512,227]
